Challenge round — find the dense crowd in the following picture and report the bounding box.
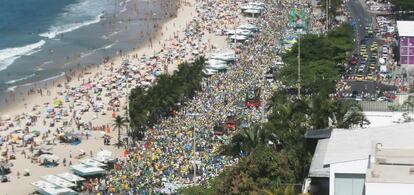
[88,0,305,194]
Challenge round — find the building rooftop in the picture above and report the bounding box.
[397,21,414,37]
[366,148,414,184]
[324,122,414,165]
[309,139,330,177]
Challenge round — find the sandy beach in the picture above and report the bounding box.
[0,0,204,194]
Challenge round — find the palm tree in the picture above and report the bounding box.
[112,115,127,148]
[330,100,370,129]
[403,99,414,112]
[260,185,296,195]
[223,126,264,156]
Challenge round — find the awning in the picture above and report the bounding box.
[56,172,85,183]
[32,180,77,195]
[70,164,105,176]
[41,174,76,188]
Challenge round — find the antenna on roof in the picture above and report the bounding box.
[376,143,383,151]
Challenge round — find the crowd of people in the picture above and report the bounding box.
[89,0,309,194]
[0,0,318,194]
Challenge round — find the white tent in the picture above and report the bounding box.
[94,150,113,163]
[237,24,259,32]
[209,51,236,62]
[205,62,229,70]
[229,35,249,41]
[56,172,85,183]
[202,68,219,76]
[41,175,76,188]
[243,9,262,15]
[226,29,253,36]
[70,164,105,176]
[39,154,59,163]
[79,158,106,167]
[32,180,77,195]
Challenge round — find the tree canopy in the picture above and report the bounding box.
[391,0,414,11]
[280,24,354,91]
[128,58,205,140]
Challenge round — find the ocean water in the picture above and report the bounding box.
[0,0,178,108]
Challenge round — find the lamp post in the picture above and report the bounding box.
[186,112,200,184]
[298,35,301,98]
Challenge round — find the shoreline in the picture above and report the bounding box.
[0,0,198,194]
[0,0,180,112]
[0,0,189,117]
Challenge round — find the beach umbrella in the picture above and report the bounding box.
[23,134,34,141]
[154,70,162,77]
[39,154,60,163]
[83,83,92,90]
[53,100,63,108]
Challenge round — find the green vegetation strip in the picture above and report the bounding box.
[129,58,205,139]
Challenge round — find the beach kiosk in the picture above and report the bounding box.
[56,172,85,183]
[79,159,106,167]
[94,150,114,164]
[41,175,76,189]
[56,172,85,192]
[32,180,77,195]
[70,164,105,177]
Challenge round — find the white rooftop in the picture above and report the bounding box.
[363,111,412,128]
[41,174,76,188]
[56,172,85,183]
[397,21,414,37]
[79,158,106,167]
[70,164,105,176]
[32,180,76,195]
[324,122,414,165]
[309,139,330,177]
[367,148,414,184]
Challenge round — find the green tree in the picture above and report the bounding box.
[223,124,275,157]
[112,115,127,148]
[129,58,205,140]
[330,100,370,128]
[280,24,354,91]
[391,0,414,11]
[215,145,295,194]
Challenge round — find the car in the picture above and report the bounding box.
[356,74,364,81]
[370,45,377,52]
[0,175,8,183]
[366,74,374,80]
[362,53,368,59]
[377,96,390,102]
[361,59,366,65]
[370,64,376,71]
[351,57,359,65]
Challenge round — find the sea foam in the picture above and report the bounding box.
[0,40,45,72]
[5,74,36,85]
[39,14,104,39]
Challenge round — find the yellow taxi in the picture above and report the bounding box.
[370,45,377,52]
[370,64,376,71]
[356,74,364,81]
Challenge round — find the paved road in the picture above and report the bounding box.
[347,0,371,46]
[345,0,396,96]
